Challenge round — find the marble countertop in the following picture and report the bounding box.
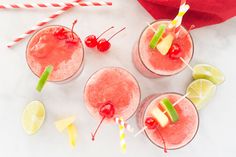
[0,0,235,157]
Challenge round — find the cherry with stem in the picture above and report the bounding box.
[91,101,115,141]
[97,27,126,52]
[85,26,114,48]
[71,19,78,40]
[144,117,167,153]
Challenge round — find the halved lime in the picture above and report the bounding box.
[186,79,216,110]
[36,65,53,92]
[193,64,224,85]
[160,98,179,123]
[22,101,45,135]
[149,24,166,49]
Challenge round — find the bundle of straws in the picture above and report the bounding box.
[0,1,112,48]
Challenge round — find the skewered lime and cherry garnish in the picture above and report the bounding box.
[36,65,53,92]
[146,98,180,153]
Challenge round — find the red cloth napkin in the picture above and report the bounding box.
[138,0,236,28]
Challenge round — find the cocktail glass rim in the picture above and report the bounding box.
[25,25,85,83]
[137,19,194,77]
[83,66,141,122]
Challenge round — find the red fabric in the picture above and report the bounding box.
[138,0,236,28]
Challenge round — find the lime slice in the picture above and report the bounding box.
[22,101,45,135]
[186,79,216,110]
[55,116,76,132]
[36,65,53,92]
[149,24,166,49]
[67,124,77,148]
[160,98,179,123]
[193,64,224,85]
[151,107,169,127]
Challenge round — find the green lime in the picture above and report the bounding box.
[193,64,224,85]
[186,79,216,110]
[149,24,166,49]
[36,65,53,92]
[160,98,179,123]
[22,101,45,135]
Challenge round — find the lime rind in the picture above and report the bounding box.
[186,79,216,110]
[36,65,53,92]
[22,101,45,135]
[160,98,179,123]
[193,64,224,85]
[149,24,166,49]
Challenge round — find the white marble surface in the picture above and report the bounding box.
[0,0,236,157]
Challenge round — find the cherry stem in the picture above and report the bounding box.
[183,24,195,39]
[97,26,114,39]
[156,127,167,153]
[71,19,78,40]
[108,27,126,41]
[91,116,105,141]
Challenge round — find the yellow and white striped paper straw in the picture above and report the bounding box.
[118,117,126,153]
[168,2,190,29]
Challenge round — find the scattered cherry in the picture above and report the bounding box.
[145,117,167,153]
[145,117,158,129]
[97,27,126,53]
[168,43,181,60]
[91,101,115,141]
[85,26,114,48]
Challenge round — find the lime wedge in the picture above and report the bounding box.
[149,24,166,49]
[160,98,179,123]
[36,65,53,92]
[193,64,224,85]
[22,101,45,135]
[186,79,216,110]
[67,124,77,148]
[55,116,76,132]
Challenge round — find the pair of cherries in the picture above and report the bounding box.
[85,26,126,53]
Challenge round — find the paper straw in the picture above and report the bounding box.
[7,0,112,48]
[115,117,134,133]
[0,2,112,9]
[168,1,190,29]
[118,117,126,153]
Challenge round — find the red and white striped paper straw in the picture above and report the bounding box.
[7,1,112,48]
[0,2,112,9]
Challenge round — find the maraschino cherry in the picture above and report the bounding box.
[91,101,115,141]
[97,27,126,53]
[168,43,181,60]
[85,26,114,48]
[145,117,167,153]
[145,117,158,129]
